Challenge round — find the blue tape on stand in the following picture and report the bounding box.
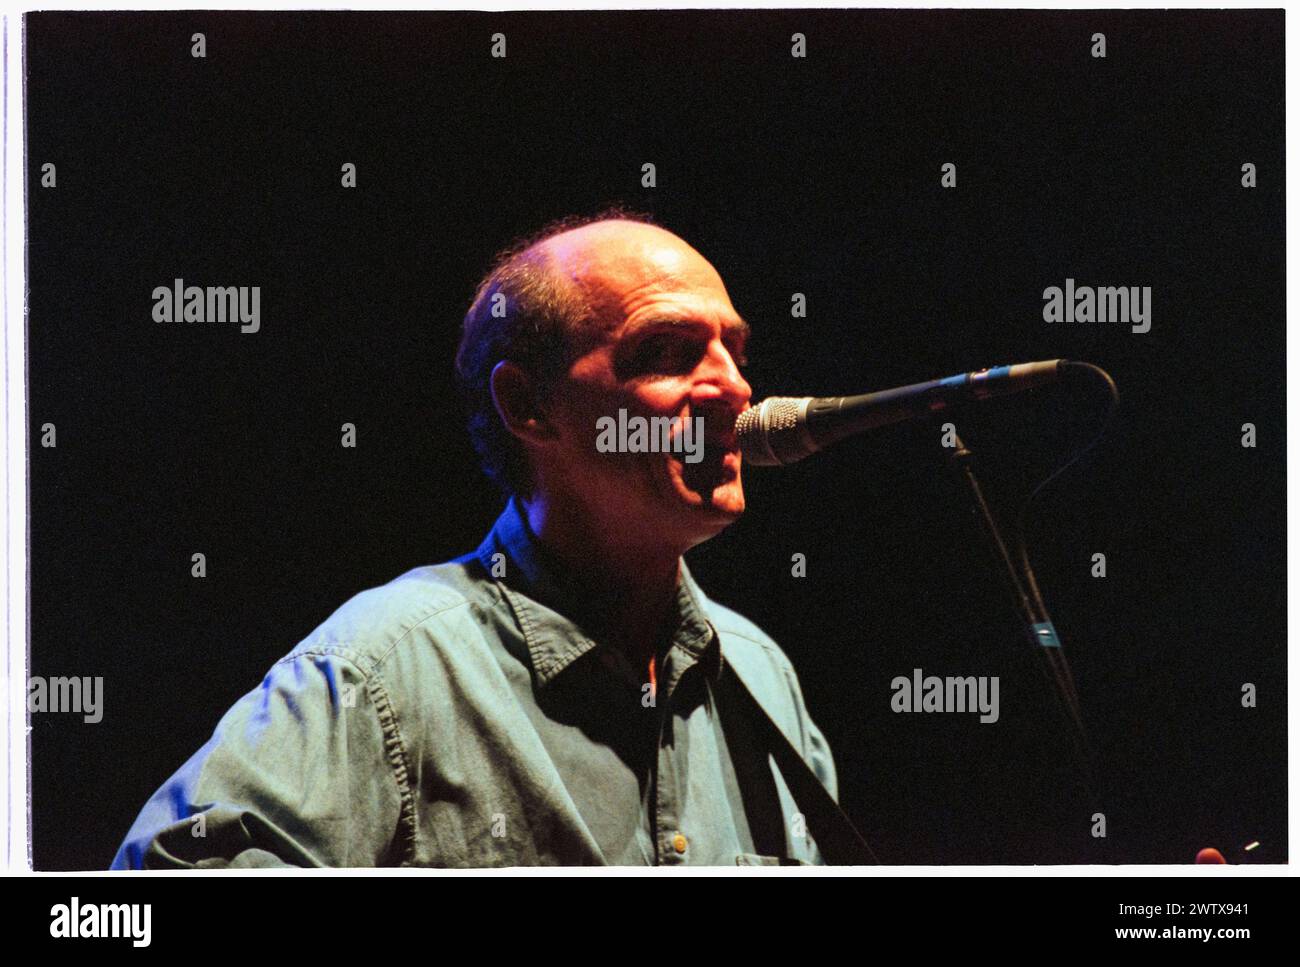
[1032,621,1061,648]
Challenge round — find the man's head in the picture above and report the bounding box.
[456,212,753,554]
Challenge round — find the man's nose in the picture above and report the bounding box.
[692,340,752,413]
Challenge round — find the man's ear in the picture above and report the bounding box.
[489,360,559,446]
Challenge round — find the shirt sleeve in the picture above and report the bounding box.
[110,649,408,869]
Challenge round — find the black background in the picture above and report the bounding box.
[26,9,1284,868]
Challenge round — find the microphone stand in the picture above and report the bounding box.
[946,429,1100,814]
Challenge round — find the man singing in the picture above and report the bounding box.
[112,212,844,867]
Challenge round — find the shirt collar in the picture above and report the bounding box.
[475,496,720,689]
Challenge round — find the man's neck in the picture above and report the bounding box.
[521,492,684,667]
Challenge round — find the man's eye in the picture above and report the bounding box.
[634,336,697,372]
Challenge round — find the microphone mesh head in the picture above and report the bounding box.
[734,404,761,436]
[736,398,803,466]
[734,404,770,465]
[764,398,801,432]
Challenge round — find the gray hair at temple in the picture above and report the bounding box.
[455,206,656,497]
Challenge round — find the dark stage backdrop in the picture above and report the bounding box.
[26,9,1284,868]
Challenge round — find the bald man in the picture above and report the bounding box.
[112,213,842,868]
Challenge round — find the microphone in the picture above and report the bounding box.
[736,359,1066,466]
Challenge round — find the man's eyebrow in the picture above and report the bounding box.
[627,315,752,339]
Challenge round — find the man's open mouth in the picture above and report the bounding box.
[677,442,739,498]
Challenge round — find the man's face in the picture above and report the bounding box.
[539,221,753,549]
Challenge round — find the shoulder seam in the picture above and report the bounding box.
[374,597,473,669]
[275,644,366,668]
[364,669,418,866]
[288,594,474,673]
[267,648,417,865]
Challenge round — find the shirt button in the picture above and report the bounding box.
[672,833,688,854]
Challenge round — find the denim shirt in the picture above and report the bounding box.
[111,499,838,868]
